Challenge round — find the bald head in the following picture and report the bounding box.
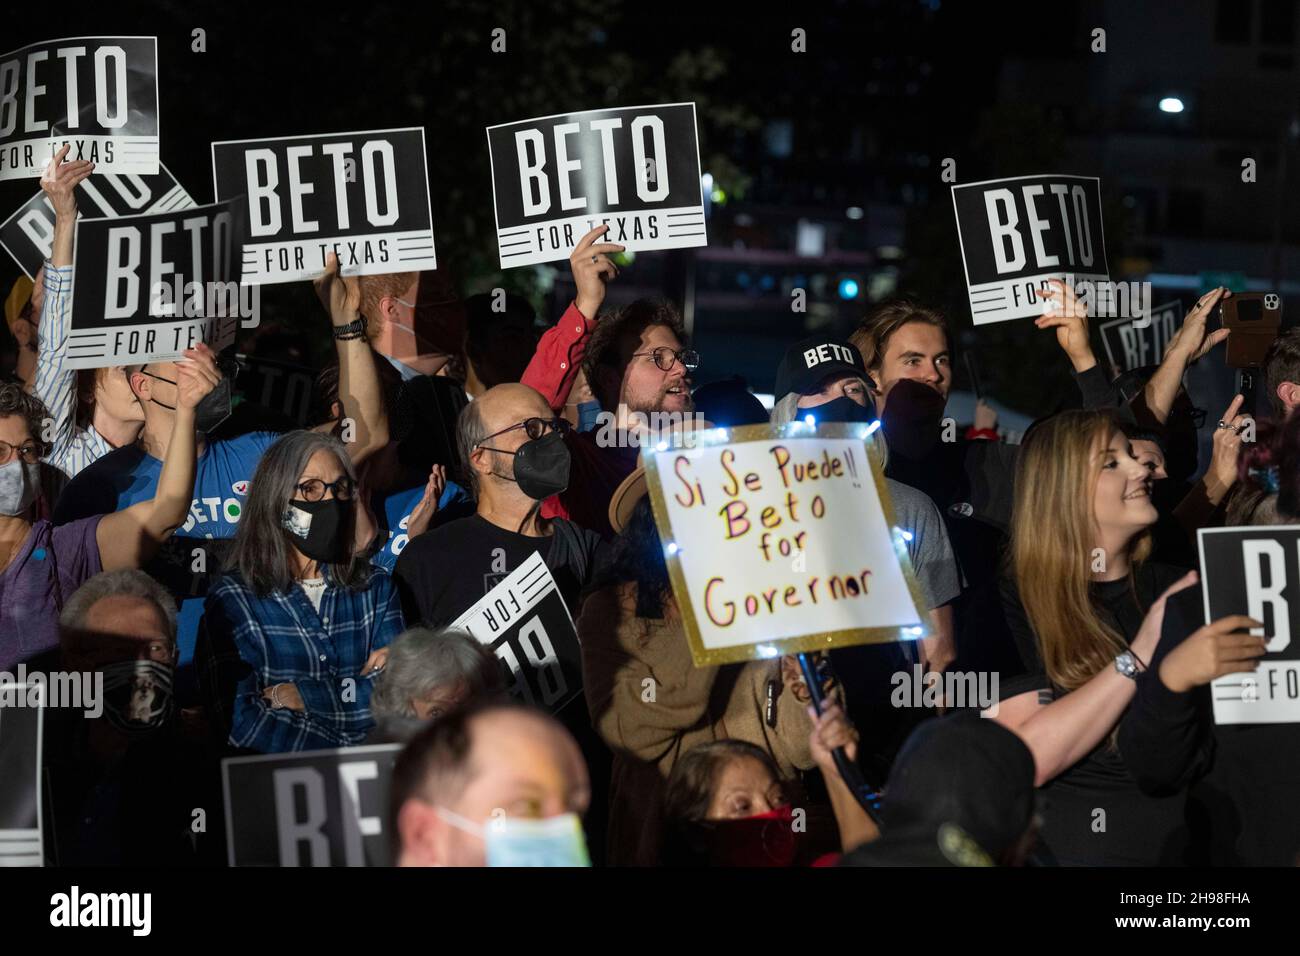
[476,383,552,434]
[392,703,590,867]
[458,383,556,503]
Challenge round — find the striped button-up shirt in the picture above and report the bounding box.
[32,263,115,484]
[199,566,404,753]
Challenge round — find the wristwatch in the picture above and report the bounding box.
[1114,651,1139,680]
[332,314,367,341]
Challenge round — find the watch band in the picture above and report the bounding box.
[1114,651,1139,680]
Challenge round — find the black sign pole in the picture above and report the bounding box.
[796,652,882,825]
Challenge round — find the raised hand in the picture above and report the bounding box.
[1034,278,1096,371]
[570,224,625,320]
[1205,393,1248,502]
[808,699,859,772]
[1166,287,1231,364]
[314,251,363,328]
[174,343,221,410]
[40,144,95,219]
[406,464,447,539]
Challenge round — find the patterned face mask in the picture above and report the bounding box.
[99,659,174,736]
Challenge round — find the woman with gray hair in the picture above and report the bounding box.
[367,627,504,742]
[198,430,404,754]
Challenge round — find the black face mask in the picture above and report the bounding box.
[281,498,353,563]
[495,431,571,500]
[803,396,875,425]
[100,659,174,737]
[880,378,947,460]
[146,372,233,434]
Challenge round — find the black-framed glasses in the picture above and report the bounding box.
[476,416,570,450]
[0,439,41,465]
[631,347,700,372]
[294,476,356,502]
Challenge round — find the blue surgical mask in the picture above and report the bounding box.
[574,400,602,433]
[436,807,591,867]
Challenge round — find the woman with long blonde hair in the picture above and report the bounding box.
[990,410,1197,866]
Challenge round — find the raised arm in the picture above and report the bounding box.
[96,345,219,570]
[316,252,388,466]
[30,148,96,468]
[1141,288,1231,425]
[989,571,1195,786]
[520,225,623,409]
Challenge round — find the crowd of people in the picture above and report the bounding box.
[1,147,1297,868]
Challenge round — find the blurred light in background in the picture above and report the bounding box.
[838,277,861,300]
[1158,96,1185,113]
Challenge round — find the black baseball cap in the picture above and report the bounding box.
[774,335,869,399]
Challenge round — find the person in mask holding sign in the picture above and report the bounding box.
[198,430,404,753]
[767,335,962,774]
[0,350,215,672]
[55,252,391,691]
[394,382,606,627]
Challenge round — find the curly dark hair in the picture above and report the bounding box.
[581,298,687,411]
[0,381,51,454]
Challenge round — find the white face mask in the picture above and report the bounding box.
[0,458,40,516]
[436,807,591,867]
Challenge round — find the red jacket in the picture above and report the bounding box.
[520,300,593,411]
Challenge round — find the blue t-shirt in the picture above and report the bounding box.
[369,479,472,571]
[52,431,280,683]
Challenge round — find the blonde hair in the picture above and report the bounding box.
[1011,411,1152,693]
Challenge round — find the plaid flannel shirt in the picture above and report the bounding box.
[199,566,404,753]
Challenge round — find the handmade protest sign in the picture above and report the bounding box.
[642,422,930,667]
[451,552,583,713]
[0,37,159,180]
[66,197,248,368]
[223,743,401,867]
[952,174,1108,326]
[1199,526,1300,724]
[486,102,706,267]
[1,164,194,277]
[212,128,436,284]
[0,684,44,866]
[1100,301,1181,374]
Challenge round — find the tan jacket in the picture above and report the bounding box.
[578,582,816,866]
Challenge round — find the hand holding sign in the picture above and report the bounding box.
[40,145,95,218]
[1159,614,1267,694]
[1034,278,1097,372]
[174,342,221,411]
[808,699,859,772]
[570,224,624,319]
[1166,287,1231,364]
[313,251,361,329]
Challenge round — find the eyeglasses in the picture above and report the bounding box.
[476,416,570,450]
[294,476,356,502]
[0,439,40,465]
[632,347,700,372]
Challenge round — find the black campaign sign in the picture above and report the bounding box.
[951,174,1108,326]
[1199,526,1300,724]
[1,164,193,277]
[1099,301,1181,374]
[211,128,436,284]
[0,36,159,180]
[451,552,583,713]
[223,744,401,867]
[486,102,706,267]
[68,197,246,368]
[0,685,44,866]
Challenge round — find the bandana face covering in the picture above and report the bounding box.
[692,805,800,867]
[99,659,174,736]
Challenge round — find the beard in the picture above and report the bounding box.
[627,382,694,416]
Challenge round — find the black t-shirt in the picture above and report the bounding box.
[1120,584,1300,865]
[1000,561,1192,866]
[393,514,607,626]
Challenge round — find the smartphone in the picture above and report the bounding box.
[1220,292,1283,368]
